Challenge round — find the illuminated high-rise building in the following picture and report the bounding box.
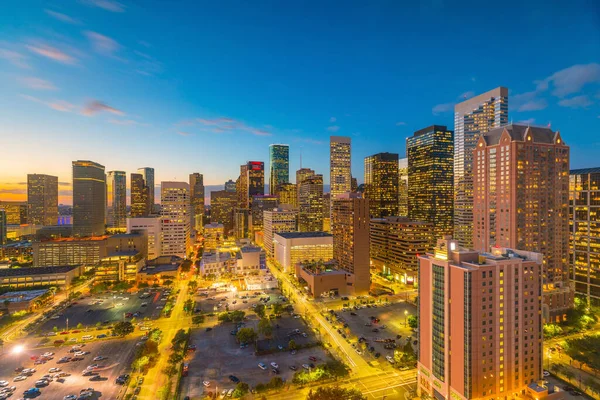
[296,167,315,205]
[364,152,399,218]
[398,158,408,217]
[331,193,370,294]
[263,208,297,256]
[72,160,106,237]
[106,171,127,229]
[233,208,250,239]
[210,190,237,234]
[130,173,149,217]
[237,164,249,208]
[407,125,454,238]
[189,173,205,232]
[569,168,600,305]
[454,87,509,248]
[250,195,279,231]
[27,174,58,226]
[330,136,351,201]
[160,181,191,258]
[224,179,236,193]
[298,174,324,232]
[237,162,265,208]
[473,125,570,285]
[277,183,298,209]
[269,144,289,196]
[0,210,6,246]
[0,201,28,225]
[417,238,543,400]
[137,167,155,211]
[323,193,331,233]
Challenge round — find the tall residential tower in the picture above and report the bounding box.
[106,171,127,229]
[330,136,351,201]
[72,160,106,237]
[269,144,290,196]
[27,174,58,226]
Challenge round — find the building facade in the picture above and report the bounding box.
[130,173,149,217]
[417,237,543,400]
[569,168,600,305]
[250,195,279,231]
[407,125,454,238]
[330,136,352,203]
[204,222,225,250]
[263,208,297,257]
[454,87,509,248]
[27,174,58,226]
[277,183,298,209]
[274,231,333,272]
[331,193,370,294]
[398,158,408,217]
[364,152,399,218]
[269,144,289,196]
[473,125,570,285]
[137,167,155,211]
[127,216,161,260]
[370,216,434,284]
[160,181,191,258]
[224,179,236,192]
[189,173,205,233]
[233,208,250,239]
[0,201,28,225]
[0,210,6,246]
[211,190,237,234]
[106,171,127,230]
[298,174,324,232]
[72,160,106,237]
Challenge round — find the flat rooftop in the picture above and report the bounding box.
[37,236,109,243]
[0,289,48,303]
[275,231,333,239]
[0,265,81,277]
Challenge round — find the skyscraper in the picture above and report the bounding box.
[130,173,149,217]
[569,168,600,305]
[296,167,315,206]
[224,179,236,193]
[398,158,408,217]
[331,193,370,294]
[417,238,543,400]
[407,125,454,238]
[237,164,249,208]
[330,136,351,201]
[269,144,289,196]
[0,210,6,246]
[250,195,278,231]
[277,183,298,208]
[189,173,205,232]
[454,87,508,248]
[364,152,399,218]
[298,174,324,232]
[0,201,27,224]
[137,167,155,212]
[72,160,106,237]
[160,181,191,258]
[27,174,58,226]
[263,208,297,256]
[473,124,570,285]
[106,171,127,229]
[237,162,265,208]
[210,190,237,234]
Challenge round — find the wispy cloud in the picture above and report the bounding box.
[558,95,593,109]
[517,118,536,124]
[327,125,340,132]
[432,102,453,115]
[45,10,80,24]
[0,48,30,69]
[395,121,406,126]
[82,100,124,116]
[82,0,125,13]
[19,77,57,90]
[190,116,273,136]
[20,94,77,113]
[512,90,548,112]
[58,182,71,186]
[107,118,149,126]
[536,63,600,97]
[26,44,77,65]
[176,131,193,137]
[84,31,120,56]
[329,117,336,123]
[294,137,325,145]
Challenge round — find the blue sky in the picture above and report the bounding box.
[1,0,599,203]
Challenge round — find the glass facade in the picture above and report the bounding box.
[269,144,289,196]
[130,173,149,217]
[407,125,454,239]
[72,160,106,237]
[106,171,127,229]
[329,136,351,200]
[27,174,58,226]
[454,87,508,248]
[299,175,324,231]
[398,158,408,217]
[432,264,445,381]
[364,152,399,218]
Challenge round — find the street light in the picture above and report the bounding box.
[12,344,24,355]
[404,310,409,326]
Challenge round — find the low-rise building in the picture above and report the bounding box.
[273,231,333,272]
[294,260,353,298]
[235,246,266,275]
[137,256,182,285]
[244,274,278,291]
[0,289,51,313]
[0,265,82,290]
[95,251,144,283]
[200,251,234,278]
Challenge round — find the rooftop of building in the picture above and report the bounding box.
[104,250,143,259]
[482,124,560,146]
[110,232,145,238]
[0,241,32,249]
[0,289,49,303]
[37,235,109,243]
[275,231,333,239]
[412,125,450,137]
[570,167,600,175]
[0,265,80,277]
[299,260,344,276]
[201,251,232,263]
[204,222,224,229]
[239,245,264,253]
[244,274,276,284]
[139,256,182,274]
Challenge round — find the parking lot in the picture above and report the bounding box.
[322,300,417,367]
[181,288,331,399]
[37,289,171,336]
[0,338,136,399]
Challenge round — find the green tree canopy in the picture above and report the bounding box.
[306,386,366,400]
[236,327,257,344]
[192,315,205,325]
[254,303,266,318]
[111,321,134,337]
[258,318,273,338]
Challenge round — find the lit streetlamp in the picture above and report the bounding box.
[404,310,409,326]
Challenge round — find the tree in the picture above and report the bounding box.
[254,304,266,318]
[236,328,257,344]
[76,322,83,329]
[187,280,197,293]
[267,377,284,389]
[306,386,366,400]
[288,339,297,350]
[181,260,192,273]
[218,312,232,323]
[53,326,58,332]
[192,315,205,325]
[230,310,245,323]
[272,303,284,315]
[183,299,195,314]
[133,355,150,372]
[258,318,273,338]
[171,329,188,351]
[232,382,249,398]
[407,315,418,330]
[564,368,575,383]
[168,352,183,364]
[111,321,134,337]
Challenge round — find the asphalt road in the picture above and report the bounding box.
[0,338,136,400]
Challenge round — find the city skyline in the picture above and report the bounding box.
[1,1,600,205]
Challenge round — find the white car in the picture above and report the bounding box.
[82,335,93,341]
[64,395,77,400]
[93,356,105,361]
[270,362,279,369]
[0,382,7,388]
[12,376,26,382]
[50,315,60,320]
[203,381,210,387]
[258,363,267,370]
[543,371,550,377]
[386,355,395,364]
[49,368,61,373]
[42,352,54,357]
[74,351,86,357]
